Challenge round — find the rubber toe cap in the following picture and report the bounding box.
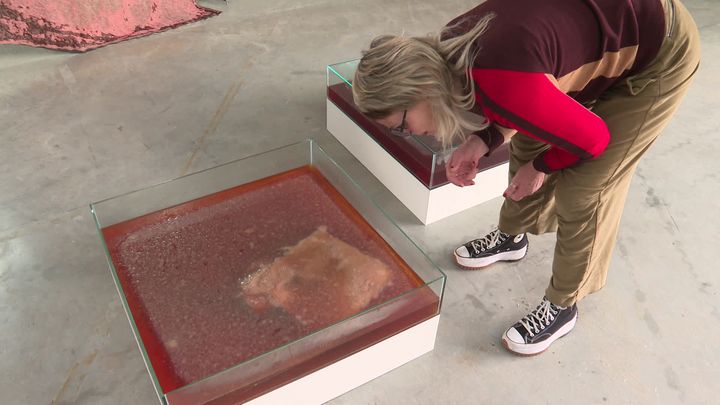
[505,327,525,344]
[455,245,470,258]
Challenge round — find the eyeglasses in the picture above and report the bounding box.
[389,110,414,138]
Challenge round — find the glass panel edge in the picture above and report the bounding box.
[168,275,443,399]
[327,64,352,87]
[89,203,166,402]
[89,139,314,216]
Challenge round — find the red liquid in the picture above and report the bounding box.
[101,166,439,399]
[327,82,509,188]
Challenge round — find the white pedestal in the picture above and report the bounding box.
[247,315,440,405]
[327,100,508,224]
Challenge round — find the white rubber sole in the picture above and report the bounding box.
[453,245,528,270]
[501,311,578,356]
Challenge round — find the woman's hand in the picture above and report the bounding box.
[446,136,489,187]
[504,161,545,201]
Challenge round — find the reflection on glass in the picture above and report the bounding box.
[91,140,445,404]
[327,59,509,189]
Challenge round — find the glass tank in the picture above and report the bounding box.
[90,140,445,404]
[327,59,509,189]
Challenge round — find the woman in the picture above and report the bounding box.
[352,0,700,356]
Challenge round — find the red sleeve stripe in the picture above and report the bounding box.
[473,83,594,160]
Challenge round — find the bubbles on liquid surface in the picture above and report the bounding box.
[110,171,418,385]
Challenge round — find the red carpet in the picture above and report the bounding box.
[0,0,219,52]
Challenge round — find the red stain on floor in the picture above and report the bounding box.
[0,0,219,52]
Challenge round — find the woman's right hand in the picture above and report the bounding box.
[445,136,489,187]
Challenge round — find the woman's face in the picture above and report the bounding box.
[376,100,436,137]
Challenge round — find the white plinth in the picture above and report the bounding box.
[247,315,440,405]
[327,100,508,224]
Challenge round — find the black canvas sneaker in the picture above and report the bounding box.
[502,297,578,356]
[453,228,528,269]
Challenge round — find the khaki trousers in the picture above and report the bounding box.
[498,0,701,307]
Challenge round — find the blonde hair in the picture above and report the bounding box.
[352,13,495,148]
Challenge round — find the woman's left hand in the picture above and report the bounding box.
[504,161,545,201]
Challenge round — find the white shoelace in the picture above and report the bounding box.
[519,299,560,337]
[469,228,504,254]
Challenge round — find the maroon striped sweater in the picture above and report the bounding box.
[445,0,667,172]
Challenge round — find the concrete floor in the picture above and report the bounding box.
[1,1,719,404]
